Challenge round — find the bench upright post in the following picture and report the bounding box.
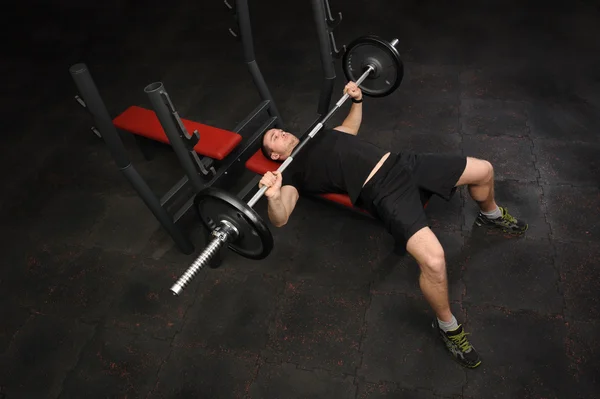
[69,63,195,255]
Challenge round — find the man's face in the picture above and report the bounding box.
[263,128,299,160]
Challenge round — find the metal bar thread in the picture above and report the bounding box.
[170,236,226,295]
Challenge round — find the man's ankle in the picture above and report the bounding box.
[437,315,459,332]
[480,206,501,219]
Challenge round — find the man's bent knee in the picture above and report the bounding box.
[419,250,446,283]
[456,157,494,186]
[481,160,494,183]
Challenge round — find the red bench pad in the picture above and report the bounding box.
[245,149,370,214]
[113,106,242,161]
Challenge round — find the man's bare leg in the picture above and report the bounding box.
[406,226,452,322]
[406,225,482,368]
[456,157,528,234]
[455,157,497,212]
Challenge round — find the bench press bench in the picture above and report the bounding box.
[113,105,243,161]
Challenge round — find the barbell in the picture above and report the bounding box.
[170,35,404,296]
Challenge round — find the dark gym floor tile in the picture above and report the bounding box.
[39,248,138,324]
[150,346,258,399]
[533,138,600,186]
[361,87,415,120]
[103,257,203,340]
[371,231,466,304]
[285,213,390,288]
[460,98,529,137]
[60,326,171,399]
[274,196,348,252]
[0,302,31,354]
[0,315,94,399]
[0,222,41,285]
[137,212,209,263]
[463,307,572,399]
[0,243,86,309]
[285,241,374,288]
[175,271,281,354]
[398,63,460,102]
[23,136,121,199]
[28,187,108,248]
[357,381,460,399]
[84,194,163,255]
[566,320,600,398]
[460,67,526,101]
[359,293,466,396]
[35,128,167,202]
[463,180,550,239]
[461,134,537,182]
[247,362,355,399]
[527,99,600,143]
[424,190,464,233]
[390,101,459,137]
[265,280,368,374]
[463,238,562,315]
[391,130,462,163]
[337,211,396,259]
[205,234,298,278]
[555,241,600,321]
[543,185,600,242]
[459,66,574,103]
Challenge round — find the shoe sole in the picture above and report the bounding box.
[475,218,528,236]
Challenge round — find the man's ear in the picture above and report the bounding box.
[271,153,280,161]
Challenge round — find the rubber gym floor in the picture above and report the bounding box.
[2,0,600,398]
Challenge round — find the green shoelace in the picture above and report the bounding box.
[501,207,518,224]
[449,330,472,352]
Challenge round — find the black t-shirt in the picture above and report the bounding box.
[281,128,387,204]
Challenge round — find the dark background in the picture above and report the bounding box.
[1,0,599,398]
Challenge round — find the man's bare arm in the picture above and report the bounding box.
[267,185,299,227]
[335,81,363,135]
[335,101,362,135]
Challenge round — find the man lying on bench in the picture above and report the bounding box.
[257,81,528,369]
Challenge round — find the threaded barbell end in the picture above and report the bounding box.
[170,237,226,296]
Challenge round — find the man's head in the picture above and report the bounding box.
[261,128,300,161]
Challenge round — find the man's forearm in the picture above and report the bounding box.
[341,103,362,133]
[267,194,289,227]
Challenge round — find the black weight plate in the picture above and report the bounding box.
[343,35,404,97]
[194,187,273,260]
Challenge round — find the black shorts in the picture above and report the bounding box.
[357,152,467,243]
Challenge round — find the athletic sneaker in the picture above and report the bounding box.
[433,320,482,368]
[475,206,528,235]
